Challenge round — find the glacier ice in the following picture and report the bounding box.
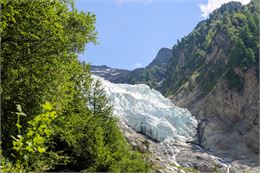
[92,75,198,143]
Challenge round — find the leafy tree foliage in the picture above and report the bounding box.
[52,78,150,172]
[1,0,96,154]
[7,103,68,172]
[1,0,150,172]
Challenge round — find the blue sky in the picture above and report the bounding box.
[76,0,250,70]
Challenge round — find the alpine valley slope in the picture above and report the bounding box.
[161,2,260,169]
[90,1,259,172]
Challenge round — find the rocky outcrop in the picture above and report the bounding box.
[173,67,259,170]
[168,30,259,161]
[200,68,258,155]
[162,1,260,171]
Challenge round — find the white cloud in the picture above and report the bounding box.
[134,63,143,68]
[199,0,251,17]
[115,0,153,5]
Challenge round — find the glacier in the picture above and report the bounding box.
[92,75,198,143]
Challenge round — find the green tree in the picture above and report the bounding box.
[1,0,96,156]
[1,0,150,172]
[53,77,150,172]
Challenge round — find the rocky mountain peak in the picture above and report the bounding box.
[148,48,173,67]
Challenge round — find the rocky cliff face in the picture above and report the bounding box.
[173,67,259,168]
[163,1,259,170]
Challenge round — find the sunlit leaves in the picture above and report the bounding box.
[1,0,96,157]
[1,0,150,172]
[42,102,53,111]
[11,103,60,171]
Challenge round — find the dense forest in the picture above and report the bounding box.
[0,0,150,172]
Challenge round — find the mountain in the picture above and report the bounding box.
[90,65,130,82]
[164,1,259,169]
[162,0,259,162]
[93,75,233,173]
[114,48,173,90]
[148,48,173,67]
[92,1,259,171]
[90,48,173,90]
[148,1,259,168]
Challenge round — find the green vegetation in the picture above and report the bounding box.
[1,0,259,172]
[115,48,172,91]
[1,0,150,172]
[116,65,166,91]
[171,163,198,173]
[164,0,259,97]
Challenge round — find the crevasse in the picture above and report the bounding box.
[92,75,198,143]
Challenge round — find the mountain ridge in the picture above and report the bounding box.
[91,1,259,171]
[90,64,130,82]
[91,47,173,91]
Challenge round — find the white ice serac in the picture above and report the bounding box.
[92,75,198,143]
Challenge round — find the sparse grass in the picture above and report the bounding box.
[171,162,198,173]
